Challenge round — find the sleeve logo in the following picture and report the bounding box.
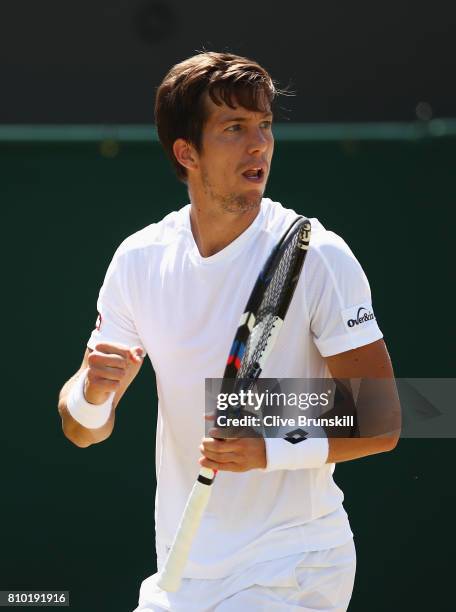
[342,303,376,330]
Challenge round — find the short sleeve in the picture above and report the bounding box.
[87,247,146,353]
[304,230,383,357]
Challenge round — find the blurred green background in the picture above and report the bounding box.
[1,123,454,611]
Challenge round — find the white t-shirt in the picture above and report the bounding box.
[88,198,383,580]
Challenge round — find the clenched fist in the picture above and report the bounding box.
[85,342,144,405]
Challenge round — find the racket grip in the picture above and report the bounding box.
[156,468,215,592]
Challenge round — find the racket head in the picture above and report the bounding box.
[222,216,311,387]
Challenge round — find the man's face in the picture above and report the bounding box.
[193,95,274,213]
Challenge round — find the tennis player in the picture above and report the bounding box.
[58,52,399,611]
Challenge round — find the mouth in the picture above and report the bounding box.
[241,166,266,183]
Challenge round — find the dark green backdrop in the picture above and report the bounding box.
[1,125,454,611]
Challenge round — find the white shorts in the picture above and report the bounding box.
[132,539,356,612]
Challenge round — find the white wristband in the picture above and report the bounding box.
[67,368,114,429]
[263,436,329,472]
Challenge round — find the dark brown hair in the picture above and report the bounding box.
[154,51,278,182]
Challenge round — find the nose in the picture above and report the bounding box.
[247,127,271,155]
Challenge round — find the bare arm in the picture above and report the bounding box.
[324,338,400,463]
[58,343,144,448]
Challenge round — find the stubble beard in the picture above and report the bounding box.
[201,170,262,214]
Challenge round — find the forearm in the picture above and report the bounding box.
[58,373,114,448]
[58,344,143,447]
[326,434,399,464]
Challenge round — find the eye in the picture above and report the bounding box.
[225,124,242,132]
[260,121,273,130]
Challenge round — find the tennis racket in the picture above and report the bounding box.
[156,215,312,592]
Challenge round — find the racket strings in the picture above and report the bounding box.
[238,231,301,378]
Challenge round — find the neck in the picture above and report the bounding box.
[188,193,261,258]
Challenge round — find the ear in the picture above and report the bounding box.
[173,139,198,173]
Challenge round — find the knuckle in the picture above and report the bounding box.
[89,367,104,380]
[91,374,104,385]
[89,352,105,366]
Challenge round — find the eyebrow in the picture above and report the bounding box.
[219,112,273,124]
